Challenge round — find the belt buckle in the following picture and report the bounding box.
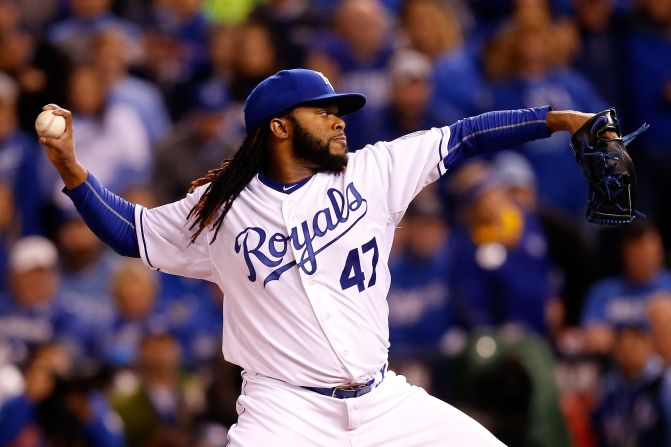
[331,382,368,397]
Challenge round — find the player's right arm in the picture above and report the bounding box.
[39,105,140,259]
[39,105,213,281]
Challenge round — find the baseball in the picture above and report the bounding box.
[35,110,66,139]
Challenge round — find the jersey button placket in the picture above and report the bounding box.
[282,197,295,230]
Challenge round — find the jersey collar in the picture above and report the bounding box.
[258,172,312,194]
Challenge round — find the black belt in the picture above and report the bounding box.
[303,365,386,399]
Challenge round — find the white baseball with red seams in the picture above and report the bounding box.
[35,110,66,139]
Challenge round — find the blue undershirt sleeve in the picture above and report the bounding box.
[443,106,552,170]
[62,172,140,258]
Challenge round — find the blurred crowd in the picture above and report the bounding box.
[0,0,671,446]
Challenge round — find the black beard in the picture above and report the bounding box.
[289,117,348,174]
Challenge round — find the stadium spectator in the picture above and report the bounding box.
[387,191,452,357]
[0,343,124,447]
[0,237,88,365]
[0,73,45,237]
[250,0,327,68]
[581,222,671,355]
[0,2,70,134]
[570,0,628,112]
[92,30,171,146]
[44,63,150,208]
[591,324,665,447]
[48,0,141,64]
[306,0,394,148]
[98,259,167,368]
[492,151,597,329]
[171,24,237,120]
[447,160,558,336]
[362,50,462,143]
[310,0,393,108]
[205,25,238,82]
[626,0,671,253]
[486,13,606,215]
[452,328,571,447]
[112,333,205,447]
[157,273,223,369]
[228,21,282,103]
[400,0,489,116]
[152,79,241,204]
[56,214,120,343]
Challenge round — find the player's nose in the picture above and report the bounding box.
[333,115,345,131]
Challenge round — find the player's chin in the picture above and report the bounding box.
[314,151,348,174]
[329,139,348,155]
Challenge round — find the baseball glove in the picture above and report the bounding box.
[570,108,648,226]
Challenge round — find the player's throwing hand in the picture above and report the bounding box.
[36,104,87,189]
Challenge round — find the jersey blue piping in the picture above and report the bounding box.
[258,172,312,194]
[436,128,445,178]
[139,208,155,268]
[225,372,248,447]
[83,180,135,229]
[449,119,547,152]
[443,118,548,171]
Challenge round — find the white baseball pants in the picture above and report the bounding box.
[226,369,507,446]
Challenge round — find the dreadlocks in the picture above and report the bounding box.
[187,124,270,244]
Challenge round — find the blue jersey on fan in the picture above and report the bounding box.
[0,293,90,364]
[157,273,222,367]
[592,358,665,447]
[97,311,169,368]
[387,243,452,355]
[448,214,554,335]
[581,270,671,328]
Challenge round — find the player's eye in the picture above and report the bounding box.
[318,110,328,118]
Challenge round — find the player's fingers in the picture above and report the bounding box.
[39,136,53,146]
[50,106,73,127]
[39,136,62,148]
[42,103,60,111]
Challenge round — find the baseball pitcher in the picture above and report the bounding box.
[39,69,636,446]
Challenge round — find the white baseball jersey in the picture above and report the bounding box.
[134,126,451,387]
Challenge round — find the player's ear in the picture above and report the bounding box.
[269,117,290,140]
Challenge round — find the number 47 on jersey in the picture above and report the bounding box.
[339,237,379,292]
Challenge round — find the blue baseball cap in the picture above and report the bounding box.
[243,69,366,133]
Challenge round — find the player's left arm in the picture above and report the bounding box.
[369,106,594,216]
[443,107,593,169]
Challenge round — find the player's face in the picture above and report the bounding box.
[287,105,348,174]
